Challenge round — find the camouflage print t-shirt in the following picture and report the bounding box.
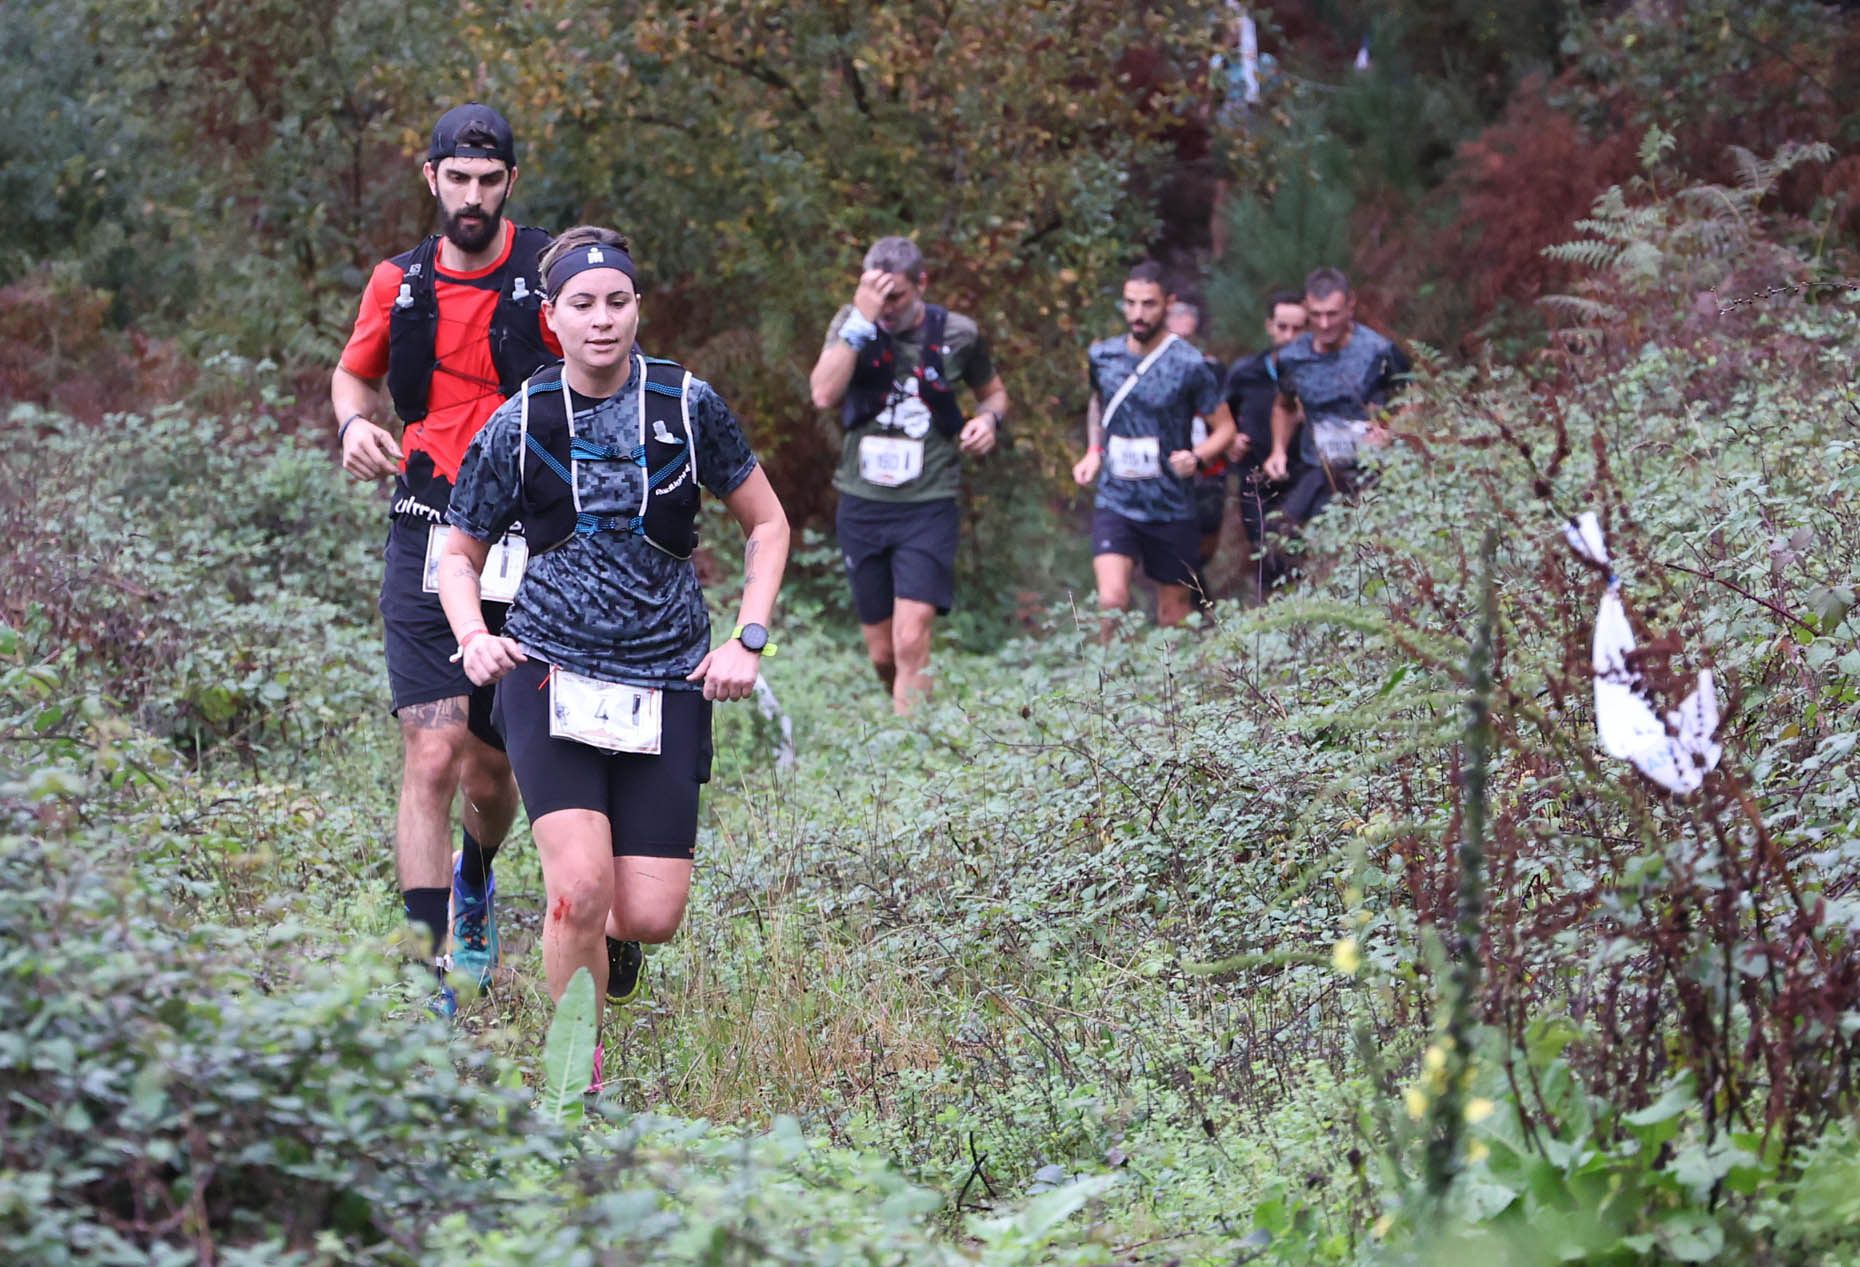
[826,305,995,504]
[1089,335,1222,524]
[1274,325,1411,469]
[447,356,758,690]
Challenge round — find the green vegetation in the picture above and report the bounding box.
[7,137,1860,1260]
[5,0,1860,1262]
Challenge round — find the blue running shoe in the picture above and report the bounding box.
[450,851,499,991]
[428,956,458,1020]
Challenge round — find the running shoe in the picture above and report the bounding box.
[586,1043,604,1096]
[606,936,644,1004]
[428,955,458,1020]
[450,851,499,991]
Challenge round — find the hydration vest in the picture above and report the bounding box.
[385,225,554,423]
[515,357,701,560]
[839,304,966,439]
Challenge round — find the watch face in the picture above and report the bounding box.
[738,623,768,652]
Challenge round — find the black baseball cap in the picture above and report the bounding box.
[428,103,517,166]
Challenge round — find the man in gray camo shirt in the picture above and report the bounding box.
[1072,261,1238,631]
[1263,266,1411,528]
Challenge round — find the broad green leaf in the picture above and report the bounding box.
[540,967,596,1127]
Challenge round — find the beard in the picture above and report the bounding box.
[440,202,502,254]
[1127,318,1159,343]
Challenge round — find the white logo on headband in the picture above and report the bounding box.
[587,247,604,263]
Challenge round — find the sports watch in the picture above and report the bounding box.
[732,622,773,654]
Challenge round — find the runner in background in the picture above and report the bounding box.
[1263,267,1411,530]
[1165,297,1232,587]
[808,237,1008,715]
[1072,261,1236,632]
[331,104,558,1013]
[1224,288,1307,596]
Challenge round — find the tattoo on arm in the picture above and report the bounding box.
[445,557,479,581]
[744,537,760,586]
[399,697,469,732]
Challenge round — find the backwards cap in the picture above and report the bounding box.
[428,103,517,166]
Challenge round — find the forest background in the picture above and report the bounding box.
[5,0,1860,1263]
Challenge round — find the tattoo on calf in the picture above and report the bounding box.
[400,697,469,730]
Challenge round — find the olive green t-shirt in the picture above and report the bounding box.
[825,305,996,503]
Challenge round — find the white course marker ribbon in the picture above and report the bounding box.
[1566,511,1722,796]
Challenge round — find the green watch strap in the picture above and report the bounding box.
[731,623,777,656]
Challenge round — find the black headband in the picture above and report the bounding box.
[545,243,637,297]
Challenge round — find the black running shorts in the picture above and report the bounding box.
[1090,508,1201,588]
[491,658,712,859]
[378,518,506,749]
[836,493,960,625]
[1193,473,1228,538]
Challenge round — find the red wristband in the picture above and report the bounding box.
[460,629,489,650]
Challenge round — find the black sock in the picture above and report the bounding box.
[403,887,450,961]
[459,828,498,896]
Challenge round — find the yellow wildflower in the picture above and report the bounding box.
[1332,939,1362,976]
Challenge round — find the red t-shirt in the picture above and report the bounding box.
[340,221,560,518]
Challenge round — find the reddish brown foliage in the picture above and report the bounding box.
[0,275,193,421]
[1348,80,1639,355]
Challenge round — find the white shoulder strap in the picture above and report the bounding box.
[518,377,531,481]
[1099,333,1178,435]
[680,370,697,486]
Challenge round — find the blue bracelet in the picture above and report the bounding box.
[338,413,367,443]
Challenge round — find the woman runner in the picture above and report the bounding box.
[436,225,789,1085]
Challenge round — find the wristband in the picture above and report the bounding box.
[1088,444,1103,455]
[338,412,368,443]
[984,409,1003,428]
[447,628,491,664]
[838,311,878,349]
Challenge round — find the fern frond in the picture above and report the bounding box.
[1539,294,1623,323]
[1544,240,1621,268]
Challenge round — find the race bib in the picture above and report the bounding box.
[423,525,528,604]
[1107,434,1162,480]
[549,668,663,755]
[858,434,925,487]
[1312,419,1368,468]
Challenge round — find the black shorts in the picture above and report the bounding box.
[379,518,506,749]
[1090,508,1201,587]
[491,658,712,859]
[1193,474,1228,537]
[836,493,960,625]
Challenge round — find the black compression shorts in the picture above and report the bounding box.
[491,658,712,859]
